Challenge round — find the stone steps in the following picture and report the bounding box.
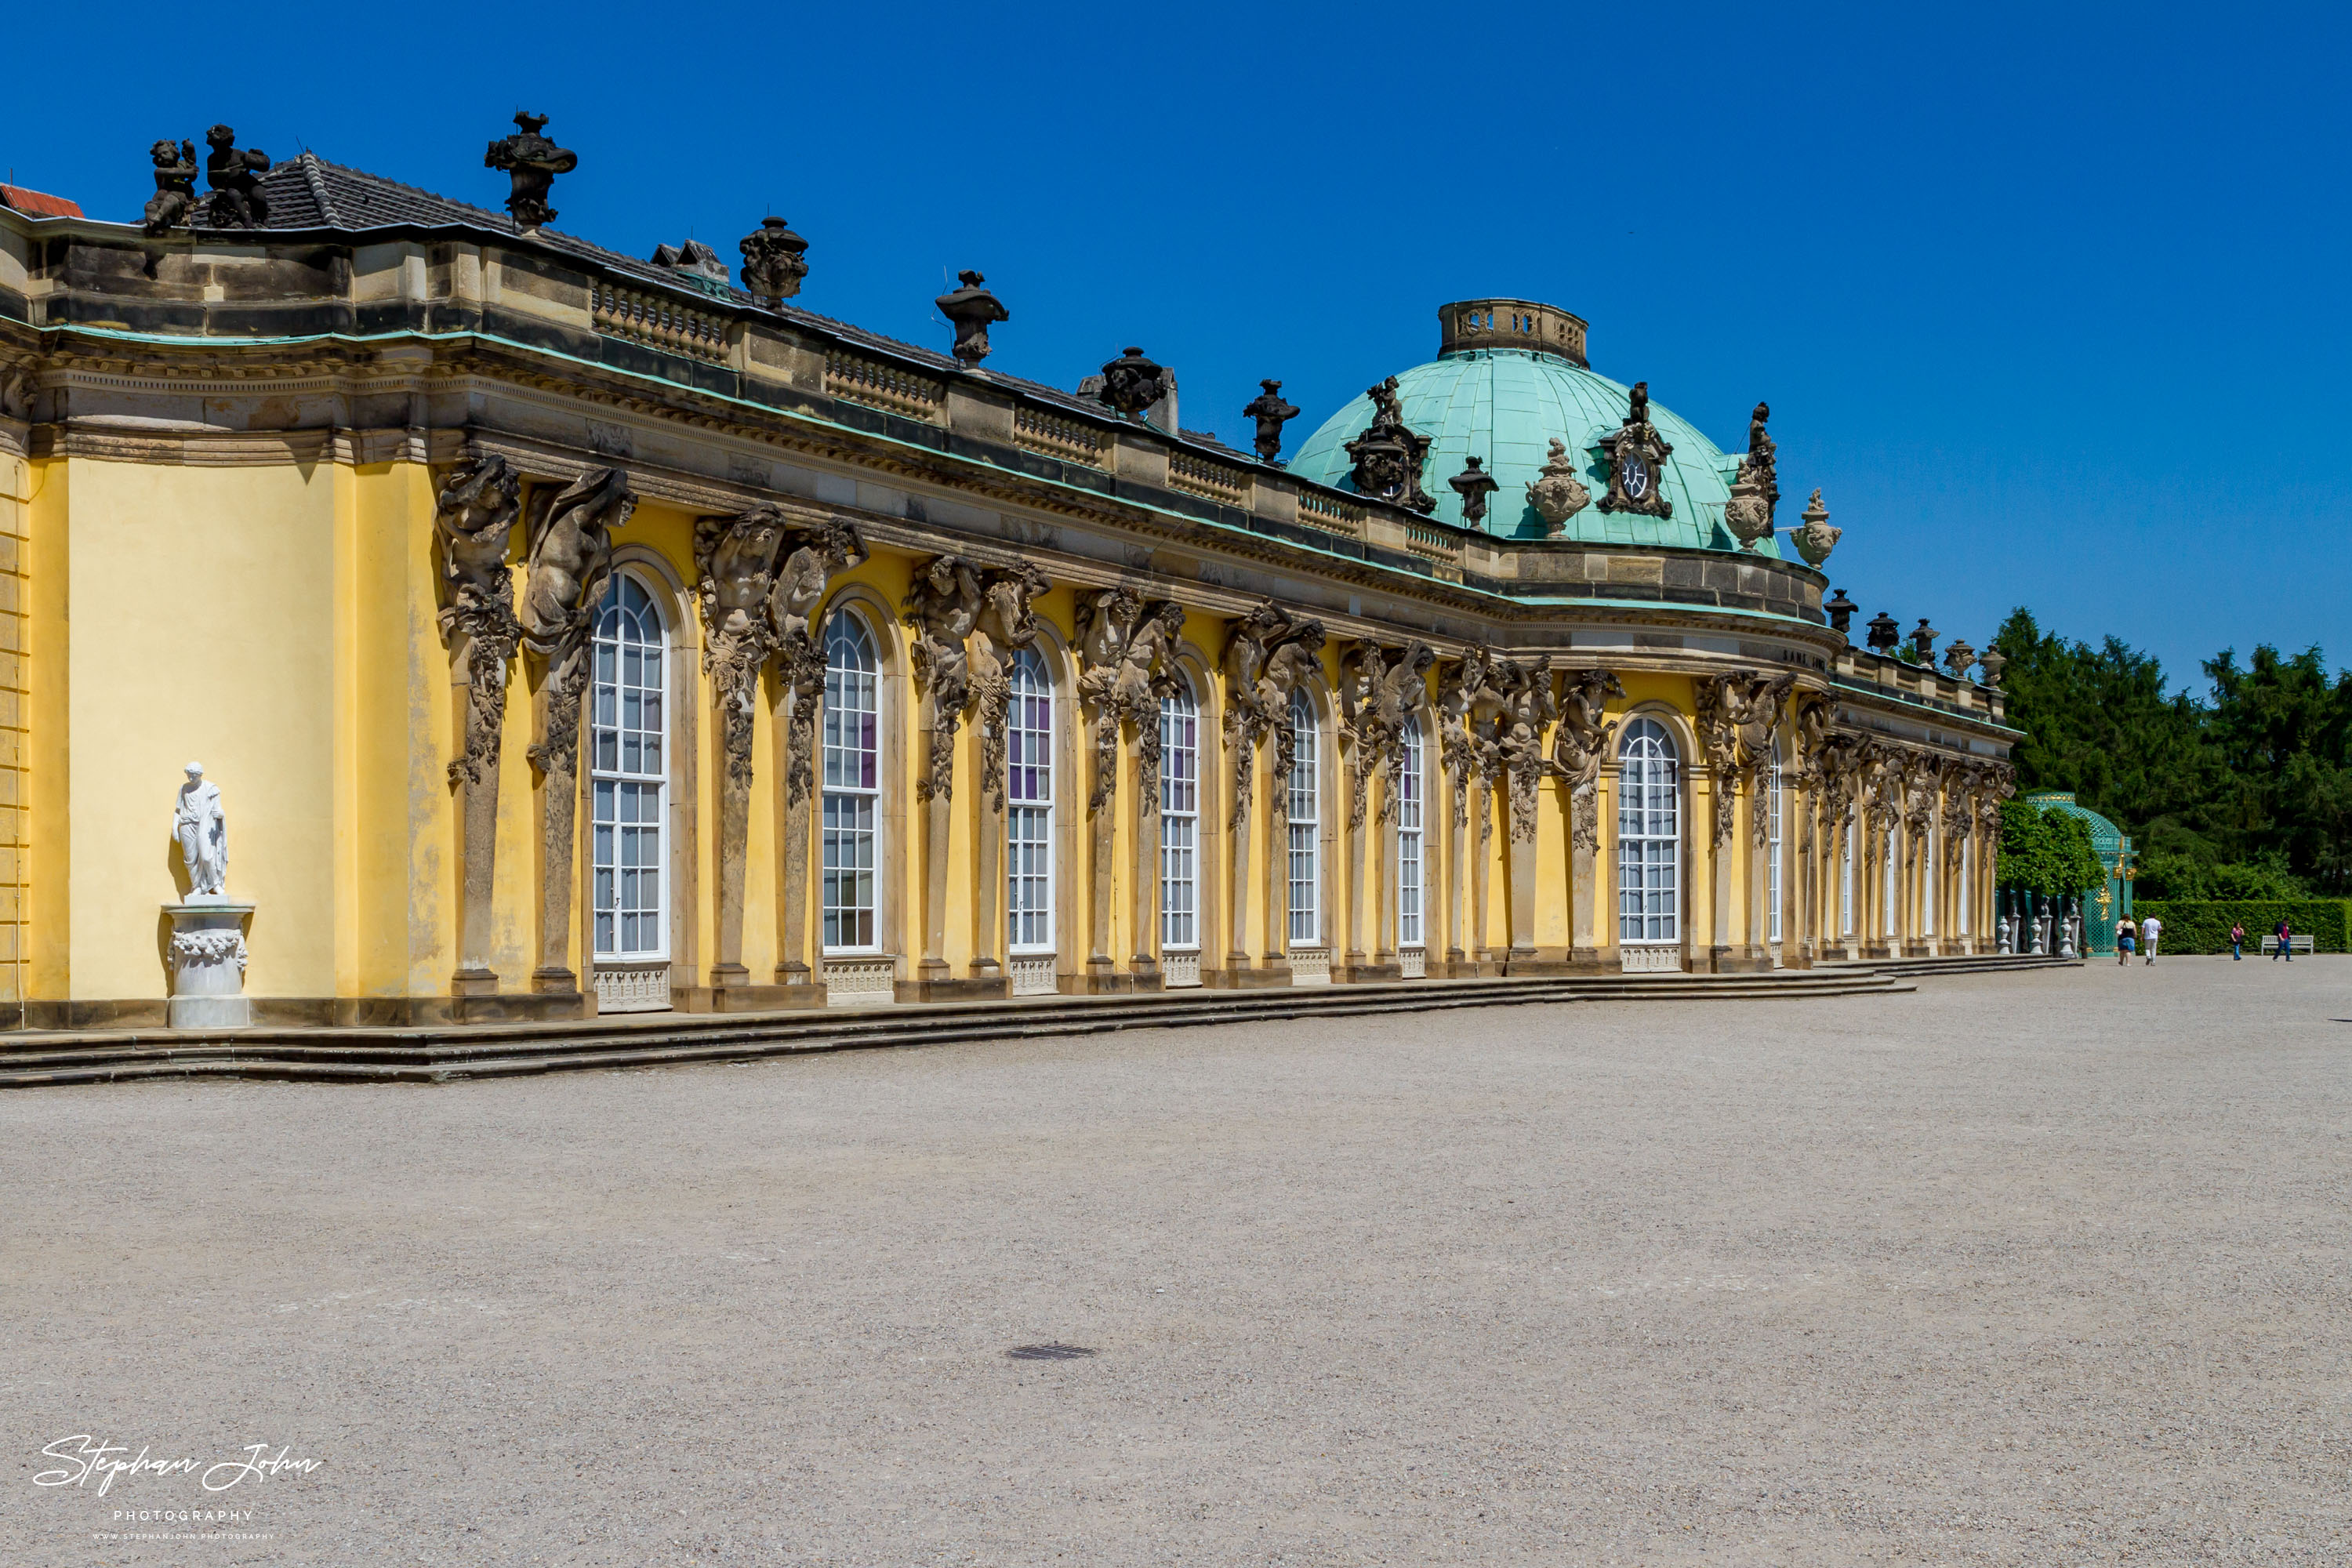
[0,968,1916,1088]
[1827,955,2082,978]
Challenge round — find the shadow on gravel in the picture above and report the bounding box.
[1007,1342,1098,1361]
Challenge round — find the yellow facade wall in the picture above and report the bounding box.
[0,447,27,1007]
[62,459,337,1000]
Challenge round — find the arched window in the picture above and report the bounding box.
[590,573,668,967]
[1287,689,1319,946]
[821,610,880,953]
[1617,717,1679,946]
[1765,750,1784,946]
[1397,713,1425,949]
[1006,648,1054,953]
[1159,674,1200,952]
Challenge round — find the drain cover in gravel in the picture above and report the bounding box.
[1007,1342,1097,1360]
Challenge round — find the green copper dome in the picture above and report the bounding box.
[1287,299,1773,555]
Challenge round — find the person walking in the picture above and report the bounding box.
[2115,915,2136,965]
[2140,913,2161,965]
[2275,916,2293,960]
[2230,922,2246,960]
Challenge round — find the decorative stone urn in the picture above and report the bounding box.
[165,902,255,1028]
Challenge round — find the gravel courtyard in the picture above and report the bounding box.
[3,958,2347,1566]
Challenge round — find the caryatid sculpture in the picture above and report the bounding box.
[485,111,577,230]
[695,504,792,789]
[695,503,797,995]
[1075,587,1187,979]
[434,452,525,992]
[769,515,867,994]
[967,562,1054,981]
[521,466,636,993]
[1337,643,1391,834]
[971,563,1054,815]
[1372,641,1436,826]
[1221,602,1306,831]
[1436,644,1504,969]
[436,453,527,789]
[901,555,985,803]
[902,554,986,990]
[772,517,870,808]
[1491,652,1555,963]
[1254,613,1326,965]
[174,762,227,901]
[1552,669,1626,851]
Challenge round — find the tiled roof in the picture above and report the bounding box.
[248,154,1250,455]
[0,183,82,218]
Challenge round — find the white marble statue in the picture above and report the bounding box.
[174,762,227,901]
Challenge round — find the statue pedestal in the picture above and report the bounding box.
[165,901,255,1029]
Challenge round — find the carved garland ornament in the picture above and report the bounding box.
[171,927,249,973]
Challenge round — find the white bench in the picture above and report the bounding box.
[2261,935,2316,956]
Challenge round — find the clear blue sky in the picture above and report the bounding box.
[9,2,2344,691]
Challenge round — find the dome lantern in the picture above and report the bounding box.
[1437,299,1588,366]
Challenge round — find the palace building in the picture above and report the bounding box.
[0,121,2019,1029]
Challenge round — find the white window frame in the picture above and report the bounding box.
[589,572,669,962]
[820,609,882,955]
[1006,647,1054,955]
[1159,674,1200,952]
[1397,713,1425,949]
[1617,717,1680,946]
[1287,690,1320,947]
[1766,750,1784,945]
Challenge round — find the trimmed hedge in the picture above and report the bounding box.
[2129,899,2352,954]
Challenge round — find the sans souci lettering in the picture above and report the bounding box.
[34,1436,323,1495]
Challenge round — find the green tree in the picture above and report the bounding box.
[1990,611,2352,895]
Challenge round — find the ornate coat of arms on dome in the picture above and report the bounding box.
[1596,381,1674,519]
[1524,438,1592,533]
[1344,377,1437,514]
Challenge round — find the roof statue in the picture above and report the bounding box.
[484,112,577,230]
[1722,400,1778,550]
[202,126,271,230]
[1523,438,1591,532]
[1241,379,1299,463]
[1448,456,1501,525]
[935,270,1007,368]
[1342,376,1436,514]
[1791,488,1839,566]
[1824,588,1857,637]
[1096,347,1171,418]
[143,139,198,235]
[738,216,809,307]
[1597,380,1674,519]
